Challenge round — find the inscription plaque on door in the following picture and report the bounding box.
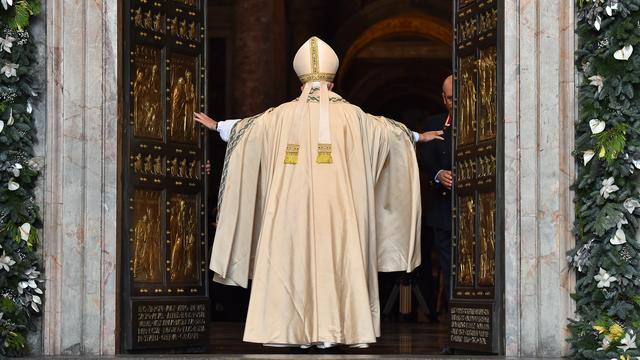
[451,0,503,353]
[122,0,208,352]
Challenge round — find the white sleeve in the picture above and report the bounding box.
[411,131,419,143]
[217,119,240,142]
[435,170,444,183]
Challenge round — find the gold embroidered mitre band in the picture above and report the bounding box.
[293,37,339,84]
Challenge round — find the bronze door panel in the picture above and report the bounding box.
[122,0,208,352]
[451,0,503,353]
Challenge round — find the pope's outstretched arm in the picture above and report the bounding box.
[195,111,442,144]
[194,112,239,142]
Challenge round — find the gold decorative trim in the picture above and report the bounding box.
[310,37,320,74]
[316,143,333,164]
[298,72,335,83]
[216,110,267,223]
[284,144,300,164]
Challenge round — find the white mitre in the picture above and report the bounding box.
[293,37,339,83]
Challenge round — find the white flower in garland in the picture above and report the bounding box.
[28,294,40,312]
[614,45,633,61]
[19,222,30,241]
[624,198,640,214]
[0,35,14,53]
[0,0,12,10]
[7,108,14,126]
[588,75,605,94]
[633,158,640,170]
[584,150,595,165]
[597,336,611,351]
[0,119,4,133]
[594,15,602,31]
[618,331,637,352]
[1,62,18,78]
[0,252,15,271]
[10,163,21,177]
[26,99,32,114]
[24,267,40,279]
[594,267,617,288]
[589,119,606,134]
[606,3,618,16]
[600,177,619,199]
[8,178,19,191]
[17,279,36,295]
[610,228,626,245]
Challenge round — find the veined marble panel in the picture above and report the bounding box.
[503,0,576,357]
[43,0,119,355]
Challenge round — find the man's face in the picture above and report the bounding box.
[442,77,453,114]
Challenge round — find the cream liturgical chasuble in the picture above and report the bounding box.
[210,37,421,346]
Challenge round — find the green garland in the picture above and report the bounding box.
[0,0,42,356]
[570,0,640,359]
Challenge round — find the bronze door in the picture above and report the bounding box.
[122,0,209,352]
[450,0,503,353]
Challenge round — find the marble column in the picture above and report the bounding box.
[231,0,287,117]
[503,0,576,357]
[286,0,327,98]
[43,0,119,355]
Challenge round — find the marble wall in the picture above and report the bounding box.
[42,0,119,355]
[503,0,576,357]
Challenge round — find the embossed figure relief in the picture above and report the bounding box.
[132,153,164,177]
[458,196,475,287]
[479,8,498,33]
[168,194,199,282]
[131,190,162,283]
[479,193,496,286]
[459,56,477,145]
[456,159,477,184]
[479,47,497,141]
[477,154,496,178]
[167,17,199,42]
[459,17,477,44]
[132,7,165,34]
[133,46,162,139]
[168,55,199,143]
[167,157,199,179]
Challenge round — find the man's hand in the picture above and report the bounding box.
[205,160,211,175]
[194,112,218,130]
[418,130,444,143]
[437,170,453,190]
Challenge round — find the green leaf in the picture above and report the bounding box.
[593,202,625,236]
[594,123,629,163]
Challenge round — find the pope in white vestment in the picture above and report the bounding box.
[196,37,442,347]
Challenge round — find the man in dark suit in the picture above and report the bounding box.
[416,75,453,320]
